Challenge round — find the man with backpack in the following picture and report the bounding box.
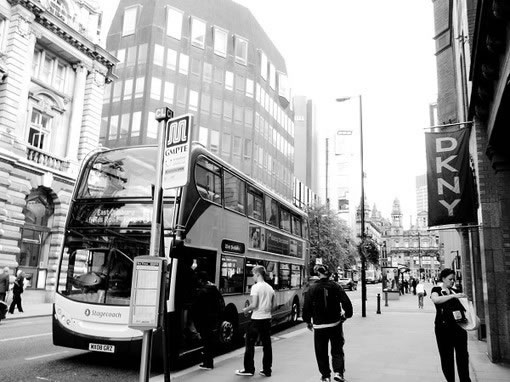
[303,265,353,382]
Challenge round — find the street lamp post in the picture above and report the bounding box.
[336,95,366,317]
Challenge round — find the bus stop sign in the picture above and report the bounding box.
[163,114,193,189]
[128,256,166,330]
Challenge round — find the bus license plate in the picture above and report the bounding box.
[89,343,115,353]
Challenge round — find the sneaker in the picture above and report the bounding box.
[199,364,213,370]
[333,372,345,382]
[235,369,254,376]
[259,370,271,377]
[320,378,331,382]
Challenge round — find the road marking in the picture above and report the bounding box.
[26,350,69,361]
[0,332,51,342]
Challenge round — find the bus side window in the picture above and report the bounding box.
[220,255,244,294]
[279,263,291,290]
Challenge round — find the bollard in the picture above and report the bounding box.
[384,291,389,307]
[376,293,381,314]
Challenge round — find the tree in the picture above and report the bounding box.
[307,204,358,273]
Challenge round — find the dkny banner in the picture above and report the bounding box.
[425,128,476,227]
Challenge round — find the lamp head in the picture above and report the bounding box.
[336,97,351,102]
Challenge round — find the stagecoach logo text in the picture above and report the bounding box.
[84,308,121,319]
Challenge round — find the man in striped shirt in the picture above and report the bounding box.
[303,265,353,382]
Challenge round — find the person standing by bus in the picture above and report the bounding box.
[303,265,353,382]
[191,271,223,370]
[0,267,10,302]
[235,265,275,377]
[9,270,24,314]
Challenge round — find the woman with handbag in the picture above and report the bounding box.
[431,268,471,382]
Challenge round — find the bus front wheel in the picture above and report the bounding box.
[290,298,300,324]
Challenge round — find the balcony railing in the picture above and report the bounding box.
[26,146,69,172]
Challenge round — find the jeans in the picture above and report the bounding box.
[418,293,424,308]
[314,323,345,379]
[197,322,216,367]
[435,323,471,382]
[244,318,272,374]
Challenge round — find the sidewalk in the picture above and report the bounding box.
[151,284,510,382]
[1,289,52,321]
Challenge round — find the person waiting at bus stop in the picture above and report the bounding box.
[191,271,223,370]
[303,265,353,382]
[235,265,275,377]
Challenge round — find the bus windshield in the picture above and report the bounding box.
[77,147,158,199]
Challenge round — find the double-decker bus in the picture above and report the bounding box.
[53,143,309,360]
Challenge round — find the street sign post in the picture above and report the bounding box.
[128,256,166,331]
[163,114,193,189]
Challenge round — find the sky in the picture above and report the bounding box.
[101,0,438,225]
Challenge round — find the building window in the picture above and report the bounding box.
[179,53,189,75]
[115,49,125,68]
[191,17,206,49]
[214,67,223,84]
[150,77,161,100]
[223,101,232,122]
[225,71,233,91]
[233,136,241,157]
[138,43,148,64]
[147,112,156,139]
[109,115,119,140]
[164,81,174,104]
[245,108,253,127]
[126,46,137,67]
[120,113,130,140]
[210,130,219,152]
[203,62,212,83]
[235,36,248,65]
[246,78,254,98]
[212,98,222,119]
[123,78,133,101]
[191,58,201,77]
[122,6,138,36]
[167,48,177,70]
[269,63,276,90]
[260,51,268,80]
[166,7,183,40]
[104,83,112,103]
[189,90,199,111]
[28,108,51,150]
[222,133,231,154]
[154,44,165,66]
[235,74,245,93]
[213,27,228,57]
[234,105,243,124]
[135,77,145,98]
[32,49,69,92]
[176,86,187,107]
[201,93,210,115]
[244,139,252,159]
[198,126,208,146]
[132,111,141,137]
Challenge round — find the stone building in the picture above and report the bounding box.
[0,0,115,297]
[432,0,510,363]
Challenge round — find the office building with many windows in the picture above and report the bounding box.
[102,0,295,198]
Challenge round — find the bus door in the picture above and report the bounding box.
[172,247,217,354]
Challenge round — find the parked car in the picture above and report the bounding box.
[338,277,357,291]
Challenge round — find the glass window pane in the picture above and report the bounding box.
[153,44,164,66]
[191,58,201,77]
[164,81,174,104]
[191,17,206,48]
[235,36,248,64]
[131,111,141,137]
[225,71,233,90]
[122,6,137,36]
[113,81,122,102]
[265,198,279,227]
[222,133,231,154]
[213,27,228,57]
[210,130,219,152]
[246,78,254,97]
[179,53,189,75]
[189,90,199,111]
[223,101,232,121]
[224,172,245,213]
[150,77,161,100]
[109,115,119,140]
[135,77,145,98]
[126,46,137,67]
[147,112,156,139]
[138,44,148,64]
[203,63,212,83]
[279,263,291,289]
[198,126,208,146]
[123,78,133,101]
[212,98,222,119]
[200,93,210,114]
[280,208,291,232]
[166,48,177,70]
[247,190,263,221]
[120,113,130,139]
[166,7,183,39]
[233,136,241,156]
[220,256,244,294]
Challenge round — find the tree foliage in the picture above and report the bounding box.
[307,204,358,272]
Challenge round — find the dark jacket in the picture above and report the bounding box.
[0,273,9,293]
[12,276,24,295]
[302,278,353,327]
[191,283,224,329]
